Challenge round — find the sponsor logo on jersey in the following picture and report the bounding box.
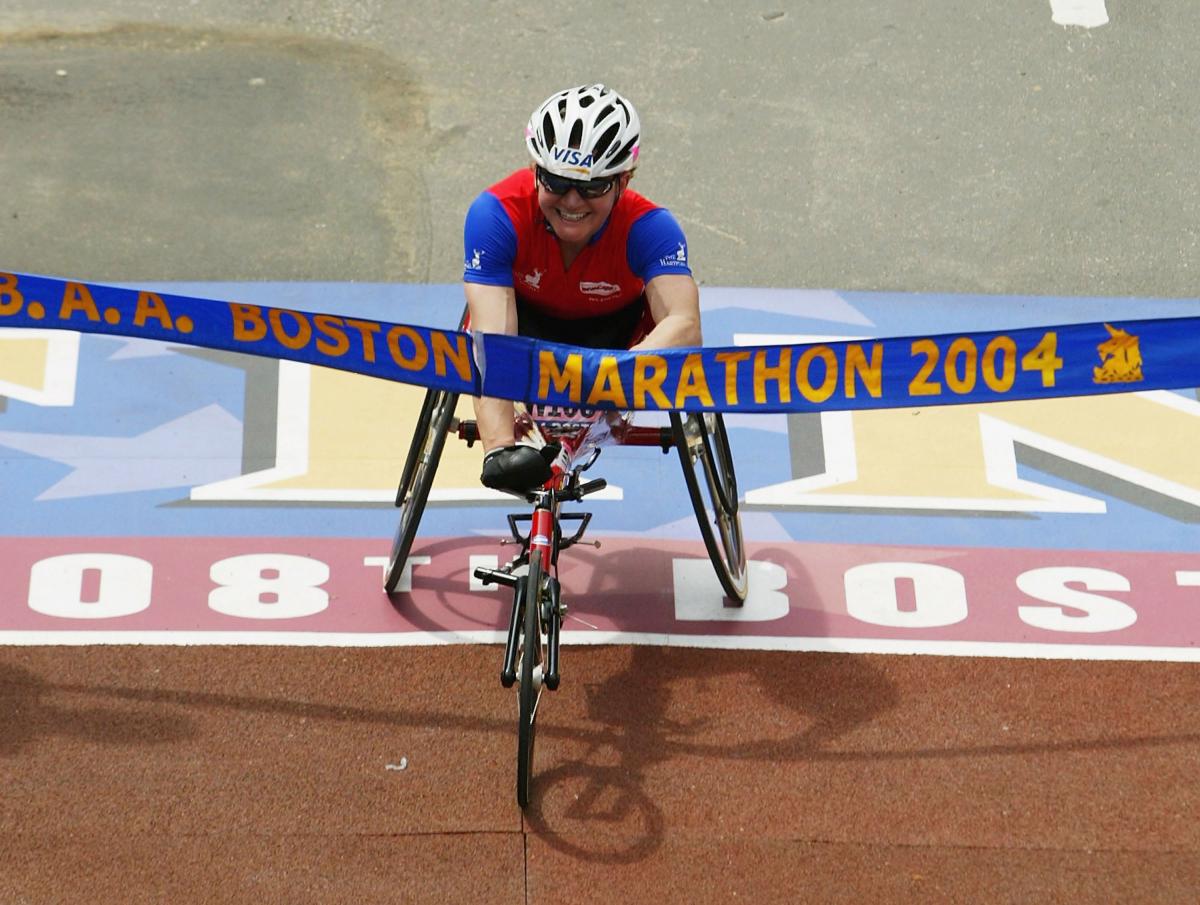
[466,248,486,271]
[579,281,621,298]
[658,242,688,268]
[523,269,544,290]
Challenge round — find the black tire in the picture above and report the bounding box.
[383,388,458,593]
[701,410,739,514]
[517,556,544,809]
[671,411,748,603]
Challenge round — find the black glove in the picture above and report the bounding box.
[480,443,561,493]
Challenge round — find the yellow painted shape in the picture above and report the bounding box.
[268,366,480,491]
[0,337,51,392]
[809,392,1200,501]
[1001,393,1200,488]
[812,403,1031,500]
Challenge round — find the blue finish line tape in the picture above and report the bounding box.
[3,271,1197,412]
[0,272,478,395]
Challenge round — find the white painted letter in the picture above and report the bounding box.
[1017,567,1135,633]
[1176,571,1200,588]
[844,562,968,628]
[29,553,153,619]
[469,555,499,592]
[363,554,431,593]
[674,560,788,621]
[209,554,329,619]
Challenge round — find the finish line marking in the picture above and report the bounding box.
[0,630,1198,663]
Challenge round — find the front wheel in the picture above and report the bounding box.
[671,411,748,603]
[517,556,545,809]
[384,388,458,593]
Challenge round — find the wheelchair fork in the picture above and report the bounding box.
[475,503,562,692]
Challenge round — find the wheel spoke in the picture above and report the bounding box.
[384,390,457,593]
[671,412,748,603]
[517,558,544,808]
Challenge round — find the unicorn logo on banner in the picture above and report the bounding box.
[1093,323,1143,384]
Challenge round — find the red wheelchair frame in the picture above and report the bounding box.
[384,357,747,808]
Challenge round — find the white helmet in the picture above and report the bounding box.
[525,84,641,180]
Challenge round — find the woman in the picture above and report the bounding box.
[464,83,701,492]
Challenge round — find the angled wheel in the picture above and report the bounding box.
[517,556,545,809]
[383,388,458,593]
[670,411,748,603]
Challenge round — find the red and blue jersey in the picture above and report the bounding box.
[462,169,692,320]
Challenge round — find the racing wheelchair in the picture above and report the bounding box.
[383,349,747,808]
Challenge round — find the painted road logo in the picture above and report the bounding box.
[4,278,1200,660]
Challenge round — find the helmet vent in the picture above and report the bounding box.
[611,135,638,168]
[595,122,620,159]
[568,120,584,150]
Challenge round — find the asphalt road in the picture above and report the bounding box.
[3,1,1199,301]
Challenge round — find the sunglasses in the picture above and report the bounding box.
[536,166,618,199]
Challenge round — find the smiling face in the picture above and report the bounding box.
[535,166,631,250]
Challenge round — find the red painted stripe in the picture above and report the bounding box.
[2,537,1198,650]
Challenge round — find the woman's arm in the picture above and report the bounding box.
[631,273,703,350]
[465,280,519,450]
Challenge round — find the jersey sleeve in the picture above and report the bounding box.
[627,207,693,281]
[463,192,518,286]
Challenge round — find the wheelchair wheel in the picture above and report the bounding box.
[670,411,748,603]
[516,556,545,809]
[383,387,458,593]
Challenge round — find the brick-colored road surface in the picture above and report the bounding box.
[3,644,1198,903]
